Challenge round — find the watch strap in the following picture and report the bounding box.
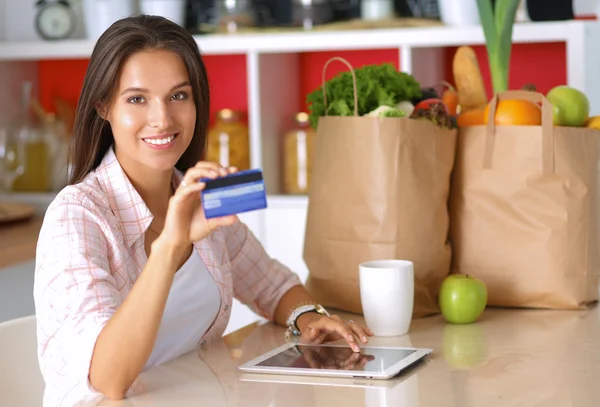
[286,303,330,331]
[286,304,317,330]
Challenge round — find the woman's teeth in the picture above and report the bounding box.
[144,135,176,145]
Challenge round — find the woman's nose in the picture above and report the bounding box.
[148,101,174,129]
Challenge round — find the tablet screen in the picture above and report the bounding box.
[256,345,417,373]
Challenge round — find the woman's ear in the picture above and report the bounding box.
[95,103,108,120]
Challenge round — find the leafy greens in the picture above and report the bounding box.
[306,63,421,128]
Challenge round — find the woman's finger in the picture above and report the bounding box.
[180,167,220,188]
[171,181,205,204]
[347,321,370,344]
[193,160,225,171]
[333,315,374,339]
[181,163,241,191]
[311,317,359,352]
[194,161,229,177]
[363,325,374,336]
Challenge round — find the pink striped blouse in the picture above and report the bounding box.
[33,146,302,407]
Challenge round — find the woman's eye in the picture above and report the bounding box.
[171,92,188,101]
[128,96,145,104]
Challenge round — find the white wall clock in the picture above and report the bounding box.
[35,0,77,41]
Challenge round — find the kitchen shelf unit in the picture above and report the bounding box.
[2,20,599,193]
[2,20,598,195]
[2,19,600,334]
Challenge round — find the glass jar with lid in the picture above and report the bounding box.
[206,109,250,170]
[214,0,254,33]
[292,0,334,30]
[282,112,315,194]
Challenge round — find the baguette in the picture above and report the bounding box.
[452,46,488,112]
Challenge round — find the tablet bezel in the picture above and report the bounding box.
[238,342,432,380]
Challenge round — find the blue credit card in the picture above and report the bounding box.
[201,169,267,219]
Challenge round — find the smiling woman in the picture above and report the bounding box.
[32,14,372,407]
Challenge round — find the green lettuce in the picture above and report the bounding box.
[380,107,406,118]
[306,63,421,128]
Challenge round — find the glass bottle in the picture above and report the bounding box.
[0,124,25,192]
[282,112,315,195]
[11,82,49,192]
[206,109,250,170]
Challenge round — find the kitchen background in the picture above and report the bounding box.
[1,0,599,334]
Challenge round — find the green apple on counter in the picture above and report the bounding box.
[439,274,487,324]
[546,85,589,127]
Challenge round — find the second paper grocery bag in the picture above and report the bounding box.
[450,90,600,309]
[303,57,457,317]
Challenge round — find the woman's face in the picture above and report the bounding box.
[105,49,197,173]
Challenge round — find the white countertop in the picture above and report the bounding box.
[98,306,600,407]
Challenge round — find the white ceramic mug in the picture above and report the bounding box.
[359,259,414,337]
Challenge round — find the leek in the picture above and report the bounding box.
[476,0,521,93]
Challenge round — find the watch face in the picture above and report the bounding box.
[36,4,75,40]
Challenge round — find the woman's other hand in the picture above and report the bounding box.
[297,313,374,353]
[161,161,238,248]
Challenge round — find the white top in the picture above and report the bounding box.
[144,250,221,369]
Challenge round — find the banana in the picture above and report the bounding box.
[585,116,600,129]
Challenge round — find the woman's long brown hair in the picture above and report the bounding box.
[69,15,210,184]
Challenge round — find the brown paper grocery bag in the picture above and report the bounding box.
[303,57,457,317]
[450,90,600,309]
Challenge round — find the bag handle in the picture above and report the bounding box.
[321,57,359,117]
[484,90,555,174]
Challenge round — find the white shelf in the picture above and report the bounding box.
[0,20,591,61]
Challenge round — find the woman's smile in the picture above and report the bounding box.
[141,133,180,149]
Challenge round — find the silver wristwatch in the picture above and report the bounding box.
[286,303,330,331]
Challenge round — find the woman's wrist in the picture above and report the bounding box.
[151,236,188,265]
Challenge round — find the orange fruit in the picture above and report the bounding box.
[457,108,486,127]
[438,81,460,116]
[442,88,459,116]
[484,99,542,126]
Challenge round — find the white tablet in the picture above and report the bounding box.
[238,342,432,380]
